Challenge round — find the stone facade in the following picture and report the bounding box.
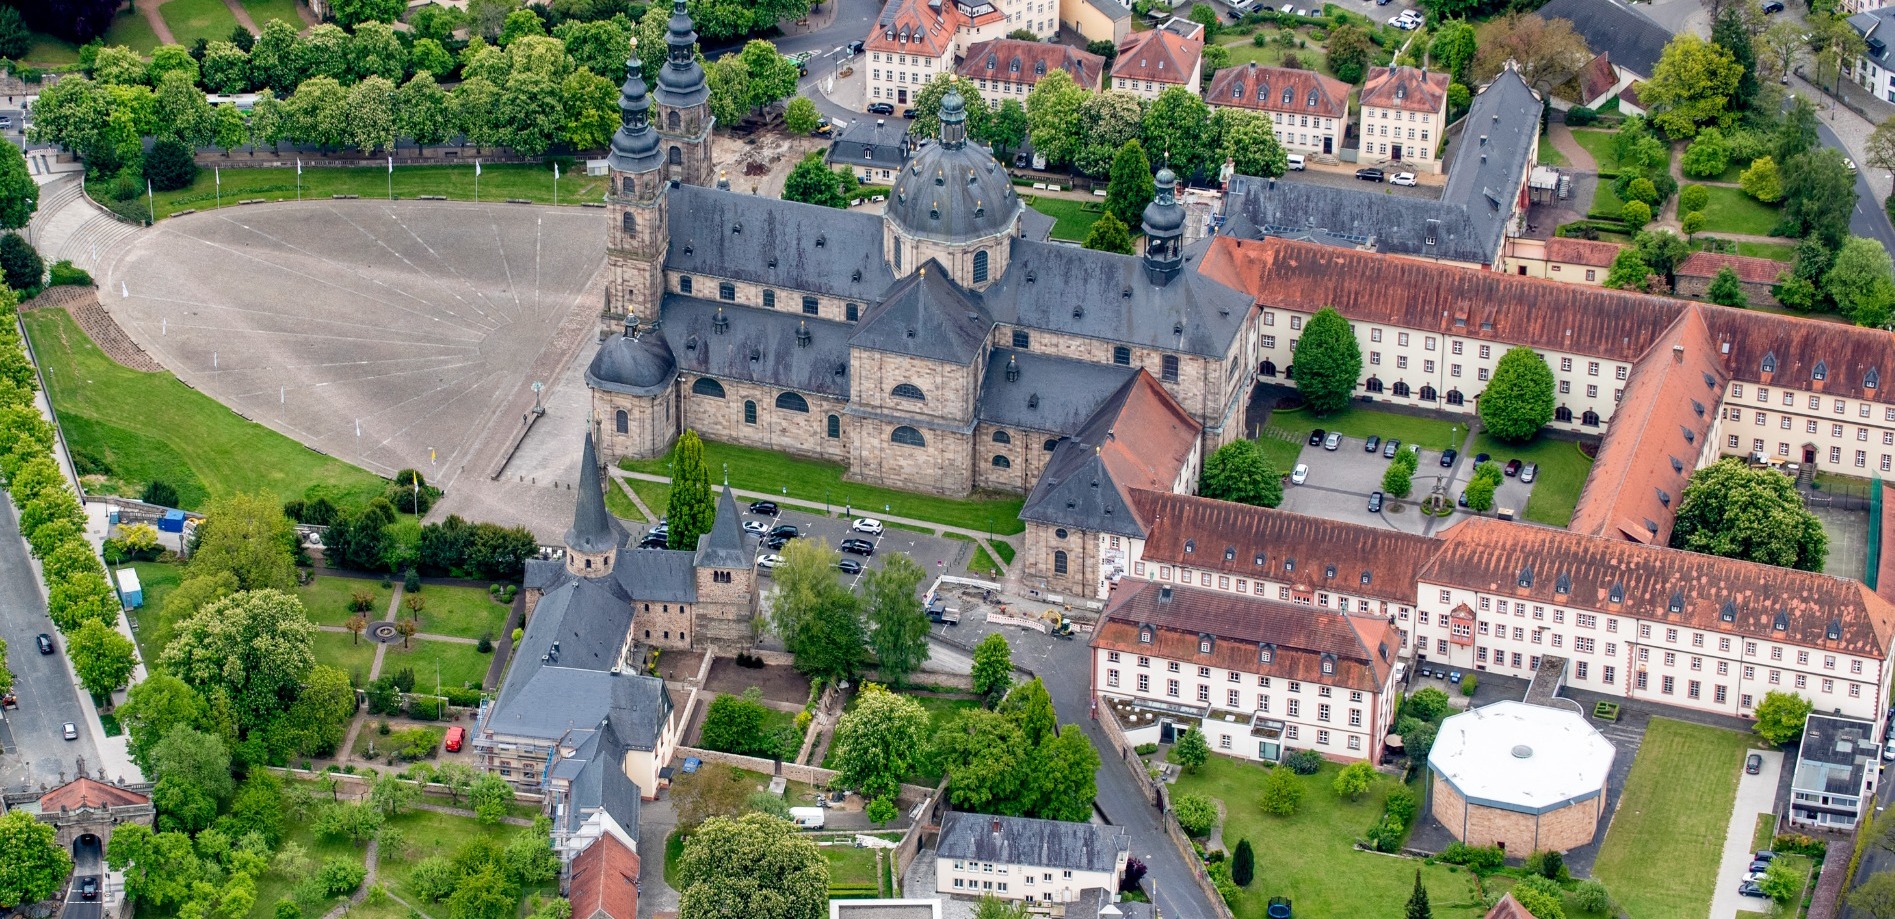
[692,557,759,646]
[607,171,670,325]
[1429,772,1604,854]
[596,380,677,461]
[1022,521,1101,598]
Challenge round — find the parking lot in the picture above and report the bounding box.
[1276,433,1538,535]
[628,503,973,591]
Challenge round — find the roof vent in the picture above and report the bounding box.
[1159,585,1173,602]
[1479,134,1488,146]
[797,321,812,348]
[1006,355,1019,382]
[816,234,827,248]
[1073,306,1085,319]
[685,335,699,351]
[712,308,729,335]
[1658,489,1671,506]
[1511,744,1532,759]
[1173,321,1184,335]
[749,347,761,362]
[683,244,693,256]
[1026,270,1037,283]
[853,269,862,282]
[1670,457,1684,473]
[1720,601,1736,623]
[906,327,916,338]
[1028,393,1039,409]
[1123,286,1133,299]
[834,362,847,376]
[768,256,778,268]
[731,221,742,234]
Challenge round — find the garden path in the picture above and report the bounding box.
[481,596,522,692]
[336,586,406,766]
[219,0,260,34]
[1547,125,1597,173]
[134,0,178,44]
[319,837,379,919]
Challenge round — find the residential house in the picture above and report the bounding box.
[567,814,640,919]
[1059,0,1132,45]
[863,0,1064,107]
[1091,579,1401,762]
[1204,63,1350,157]
[827,117,916,185]
[934,813,1131,903]
[1536,0,1670,86]
[1789,713,1880,829]
[1674,251,1786,309]
[1850,8,1895,105]
[958,38,1105,105]
[1357,65,1451,172]
[1504,237,1623,285]
[1109,18,1203,99]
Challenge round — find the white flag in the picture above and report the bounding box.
[296,159,302,175]
[554,162,560,180]
[388,155,393,173]
[475,160,482,177]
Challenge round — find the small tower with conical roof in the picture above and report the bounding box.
[689,486,759,645]
[653,0,713,187]
[607,38,669,326]
[565,429,629,577]
[1140,167,1185,286]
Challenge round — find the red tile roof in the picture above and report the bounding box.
[1100,372,1202,495]
[38,777,149,812]
[1204,63,1350,120]
[864,0,963,58]
[1569,308,1727,545]
[1112,25,1203,85]
[1422,516,1895,658]
[1544,237,1623,268]
[1094,579,1397,692]
[959,39,1105,90]
[1127,488,1438,605]
[570,830,641,919]
[1701,304,1895,403]
[1676,251,1788,286]
[1360,66,1450,113]
[1486,895,1536,919]
[1579,52,1617,104]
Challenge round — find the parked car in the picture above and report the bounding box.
[1323,432,1341,451]
[639,536,669,549]
[769,524,801,539]
[867,102,895,115]
[1761,0,1785,11]
[1519,462,1538,483]
[1367,491,1384,512]
[1308,428,1327,446]
[1356,167,1385,182]
[852,518,884,535]
[758,554,786,572]
[1449,670,1463,684]
[847,39,865,55]
[1886,741,1895,762]
[1746,753,1762,774]
[1439,448,1458,467]
[78,877,98,900]
[1291,463,1309,485]
[1738,882,1766,898]
[836,558,864,574]
[1363,434,1381,452]
[901,107,918,119]
[1755,851,1777,862]
[1504,459,1524,476]
[445,726,465,752]
[840,538,876,556]
[36,633,53,654]
[1458,490,1469,507]
[762,534,793,550]
[1382,438,1402,458]
[63,722,78,741]
[1749,860,1773,874]
[1286,153,1306,170]
[749,500,779,515]
[742,520,768,535]
[1474,452,1490,464]
[1390,172,1418,186]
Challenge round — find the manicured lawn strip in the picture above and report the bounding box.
[297,574,388,627]
[1572,129,1629,175]
[605,477,646,522]
[619,441,1026,535]
[1734,241,1798,262]
[383,638,493,691]
[25,34,84,66]
[1699,185,1781,237]
[1467,432,1593,527]
[1752,812,1776,852]
[240,0,306,28]
[1249,430,1305,477]
[100,9,164,52]
[22,309,386,510]
[312,630,379,686]
[823,843,883,897]
[1591,179,1625,219]
[159,0,241,48]
[991,541,1015,564]
[1172,755,1491,918]
[1593,718,1757,919]
[624,476,672,520]
[968,542,1002,577]
[406,584,509,640]
[126,560,184,669]
[87,163,609,222]
[1023,195,1105,241]
[1537,142,1569,167]
[1272,405,1465,452]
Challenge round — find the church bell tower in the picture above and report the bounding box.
[653,0,714,188]
[606,39,668,326]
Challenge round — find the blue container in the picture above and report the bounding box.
[158,510,186,533]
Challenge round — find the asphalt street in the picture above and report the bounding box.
[0,493,104,792]
[1821,120,1895,256]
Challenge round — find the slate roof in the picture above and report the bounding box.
[569,824,641,919]
[959,39,1106,90]
[1676,251,1787,285]
[1536,0,1670,77]
[483,577,634,740]
[1093,580,1396,693]
[1019,371,1200,537]
[667,184,895,303]
[936,813,1130,873]
[694,486,749,569]
[39,777,149,811]
[611,547,697,603]
[975,349,1137,435]
[1220,175,1494,265]
[660,296,853,398]
[1441,67,1542,262]
[887,130,1024,243]
[1359,65,1450,113]
[1850,9,1895,73]
[852,261,993,364]
[569,432,631,555]
[1112,20,1203,84]
[828,118,915,171]
[1204,63,1350,120]
[983,236,1253,358]
[589,331,678,396]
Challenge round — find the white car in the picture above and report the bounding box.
[1390,172,1417,186]
[1291,463,1309,485]
[62,722,78,741]
[851,518,884,535]
[742,520,768,535]
[758,554,785,570]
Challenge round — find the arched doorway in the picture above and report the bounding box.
[1803,443,1817,464]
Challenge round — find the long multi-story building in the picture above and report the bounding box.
[1204,63,1350,158]
[863,0,1059,108]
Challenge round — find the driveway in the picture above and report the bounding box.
[1709,749,1783,919]
[1277,436,1483,536]
[0,494,105,792]
[626,501,974,589]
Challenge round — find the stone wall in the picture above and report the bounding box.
[680,376,850,465]
[847,415,975,496]
[633,599,695,649]
[849,350,983,428]
[986,323,1241,438]
[693,561,758,646]
[1429,773,1604,853]
[886,223,1016,292]
[973,421,1061,494]
[1019,520,1100,598]
[594,383,678,461]
[1676,274,1782,310]
[663,271,868,325]
[608,170,670,324]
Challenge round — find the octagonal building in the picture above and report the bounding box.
[1427,700,1615,854]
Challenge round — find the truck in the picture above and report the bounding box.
[926,599,960,626]
[789,807,825,829]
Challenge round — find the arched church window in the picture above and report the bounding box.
[973,251,989,284]
[668,111,681,131]
[776,392,810,413]
[622,212,635,235]
[892,383,925,401]
[615,410,628,434]
[892,426,926,447]
[692,377,726,398]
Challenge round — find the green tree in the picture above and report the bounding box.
[1260,766,1302,816]
[0,809,72,908]
[555,19,632,77]
[0,233,42,291]
[706,56,751,127]
[1333,760,1376,801]
[1753,690,1815,745]
[1028,727,1099,822]
[699,692,775,757]
[998,678,1057,747]
[296,24,352,82]
[1199,439,1282,507]
[1777,148,1857,251]
[0,6,28,61]
[907,76,990,141]
[1325,24,1373,82]
[1826,236,1895,328]
[1405,869,1432,919]
[1671,458,1827,571]
[91,45,150,86]
[1513,881,1565,919]
[1290,307,1361,416]
[1141,86,1214,179]
[397,73,454,154]
[782,150,847,208]
[973,896,1031,919]
[1173,727,1209,772]
[932,709,1032,815]
[503,821,559,887]
[739,40,800,114]
[1082,211,1135,254]
[1463,475,1496,512]
[107,825,204,909]
[1682,127,1731,178]
[160,589,316,730]
[348,20,407,81]
[768,539,862,674]
[1641,34,1742,138]
[119,673,209,770]
[675,814,828,919]
[784,96,821,135]
[829,683,928,800]
[1706,266,1748,308]
[450,76,508,152]
[1381,454,1414,499]
[209,103,249,155]
[191,492,298,590]
[864,554,930,685]
[982,99,1028,154]
[1074,91,1144,177]
[1213,107,1288,178]
[149,724,234,832]
[447,865,514,919]
[971,632,1013,705]
[559,68,619,150]
[249,20,303,93]
[0,140,38,230]
[69,617,138,700]
[665,430,714,550]
[331,0,405,26]
[142,136,199,193]
[1173,791,1216,836]
[469,772,516,824]
[1710,6,1759,113]
[1850,870,1895,919]
[1025,70,1086,167]
[1680,184,1710,214]
[409,37,455,80]
[1620,199,1653,229]
[500,8,546,43]
[1430,21,1477,82]
[1478,347,1556,442]
[344,75,398,155]
[1232,838,1255,886]
[1187,2,1220,36]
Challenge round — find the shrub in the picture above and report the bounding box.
[1365,814,1405,852]
[1526,849,1565,880]
[1571,879,1611,913]
[1284,749,1323,775]
[511,627,523,644]
[404,568,420,592]
[1564,106,1597,127]
[1772,833,1827,857]
[1333,761,1376,800]
[1404,687,1451,722]
[1623,176,1659,205]
[316,857,367,897]
[109,168,140,201]
[47,260,92,287]
[1682,211,1707,237]
[1261,766,1303,816]
[1384,787,1418,825]
[144,137,199,192]
[1741,155,1783,202]
[0,232,42,292]
[477,636,493,653]
[1439,842,1505,870]
[1680,184,1709,214]
[1173,792,1217,836]
[1513,876,1566,919]
[1232,838,1254,886]
[409,697,442,720]
[1621,200,1652,229]
[1120,857,1147,893]
[1134,742,1160,755]
[1460,673,1478,696]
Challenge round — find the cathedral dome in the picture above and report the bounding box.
[886,91,1021,243]
[587,331,676,395]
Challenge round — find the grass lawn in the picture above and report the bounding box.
[407,584,508,640]
[240,0,306,28]
[619,440,1026,535]
[22,309,386,511]
[968,541,1003,577]
[24,33,84,66]
[605,477,646,522]
[1023,195,1106,242]
[991,541,1015,564]
[88,163,608,223]
[822,843,886,897]
[1271,405,1465,452]
[377,808,524,911]
[125,560,184,668]
[1593,718,1759,919]
[245,802,372,919]
[1537,142,1569,168]
[159,0,241,48]
[1173,755,1491,917]
[624,476,672,520]
[297,574,388,627]
[1467,432,1593,527]
[1699,185,1781,237]
[311,630,380,686]
[100,8,164,52]
[382,638,493,692]
[1590,178,1625,219]
[1735,241,1798,262]
[1572,129,1628,175]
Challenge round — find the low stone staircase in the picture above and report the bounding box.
[28,176,144,277]
[19,286,163,373]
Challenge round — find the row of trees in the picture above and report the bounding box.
[767,538,932,687]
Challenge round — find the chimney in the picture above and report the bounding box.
[1479,134,1488,146]
[992,818,1002,834]
[1673,343,1685,363]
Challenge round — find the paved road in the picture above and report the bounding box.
[1820,119,1895,256]
[1708,749,1783,919]
[0,493,104,792]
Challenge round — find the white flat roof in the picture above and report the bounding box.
[1428,700,1615,815]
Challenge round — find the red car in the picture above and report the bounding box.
[445,726,465,753]
[1504,459,1524,477]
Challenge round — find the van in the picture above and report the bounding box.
[789,806,826,829]
[1286,154,1306,171]
[445,726,465,753]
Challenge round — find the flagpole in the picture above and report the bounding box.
[215,166,220,209]
[296,159,302,201]
[146,180,154,225]
[388,154,393,201]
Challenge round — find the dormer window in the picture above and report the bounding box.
[1555,573,1571,595]
[1608,583,1624,604]
[1281,87,1293,104]
[1257,83,1268,101]
[1259,643,1275,663]
[1139,626,1154,644]
[1184,539,1196,554]
[1284,558,1295,572]
[1868,368,1881,390]
[1307,90,1318,106]
[1324,564,1336,579]
[1761,352,1777,374]
[1517,565,1533,588]
[1225,547,1236,561]
[1813,361,1827,381]
[1010,58,1020,72]
[1035,61,1045,75]
[986,54,996,70]
[1320,653,1335,675]
[1720,601,1737,623]
[1360,570,1371,585]
[1199,634,1213,654]
[1827,618,1842,640]
[1773,611,1789,632]
[1668,591,1684,613]
[1254,553,1265,566]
